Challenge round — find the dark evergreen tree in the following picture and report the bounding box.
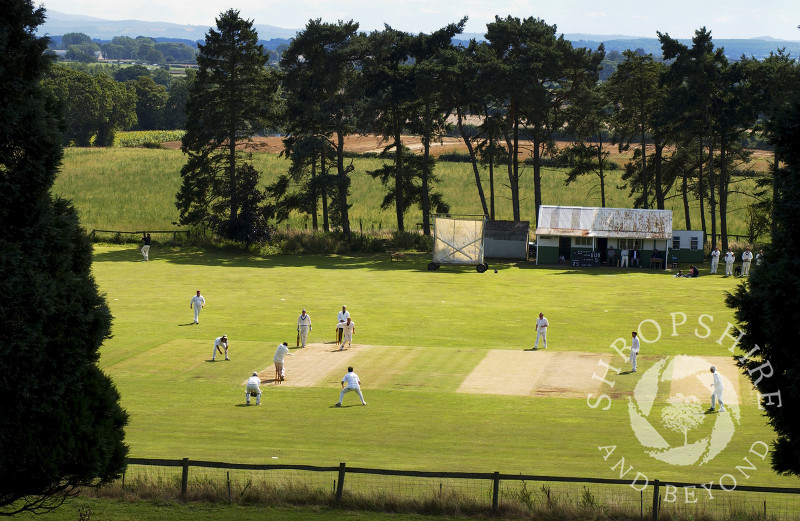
[279,19,362,234]
[726,98,800,476]
[0,1,128,515]
[176,9,279,242]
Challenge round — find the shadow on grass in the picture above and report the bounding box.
[92,246,534,274]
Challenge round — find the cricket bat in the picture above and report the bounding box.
[296,331,300,347]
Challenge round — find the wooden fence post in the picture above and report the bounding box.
[335,462,346,505]
[180,458,189,498]
[492,471,500,513]
[651,480,660,521]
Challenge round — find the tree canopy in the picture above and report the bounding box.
[0,1,128,515]
[726,97,800,476]
[176,9,279,242]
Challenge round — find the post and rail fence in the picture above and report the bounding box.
[122,457,800,520]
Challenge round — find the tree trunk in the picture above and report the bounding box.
[654,142,664,209]
[682,173,692,230]
[321,145,329,232]
[311,150,318,230]
[533,136,541,226]
[640,126,648,209]
[456,106,489,217]
[336,131,350,237]
[598,134,606,208]
[719,138,728,251]
[421,103,431,236]
[698,142,707,239]
[489,138,496,220]
[394,115,405,232]
[709,137,717,250]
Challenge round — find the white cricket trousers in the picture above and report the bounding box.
[710,259,718,274]
[535,328,547,349]
[141,245,150,261]
[193,304,202,323]
[299,326,309,347]
[246,384,261,405]
[725,261,734,276]
[711,386,724,409]
[742,261,751,276]
[630,350,638,372]
[339,387,365,405]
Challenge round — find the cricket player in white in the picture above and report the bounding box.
[724,249,735,276]
[709,366,725,412]
[620,248,629,267]
[339,317,355,350]
[246,371,261,405]
[741,248,753,276]
[336,305,350,345]
[710,247,720,274]
[297,309,312,347]
[273,341,292,381]
[212,334,229,361]
[534,312,548,349]
[630,331,640,372]
[190,290,205,324]
[335,366,366,406]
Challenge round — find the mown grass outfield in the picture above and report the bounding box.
[87,244,794,490]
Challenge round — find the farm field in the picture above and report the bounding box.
[53,144,766,238]
[82,244,793,491]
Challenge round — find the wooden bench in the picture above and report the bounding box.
[650,258,664,269]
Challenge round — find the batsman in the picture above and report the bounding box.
[297,309,312,348]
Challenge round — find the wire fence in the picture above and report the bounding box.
[119,458,800,520]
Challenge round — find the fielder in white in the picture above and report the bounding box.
[212,334,229,361]
[336,305,350,345]
[190,290,205,324]
[630,331,640,372]
[339,317,355,350]
[335,366,366,406]
[724,249,735,276]
[708,366,725,412]
[297,309,312,347]
[273,341,292,381]
[534,312,548,349]
[245,371,262,405]
[710,247,720,274]
[741,248,753,276]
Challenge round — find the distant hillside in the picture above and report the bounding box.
[40,10,299,44]
[41,11,800,60]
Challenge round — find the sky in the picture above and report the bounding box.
[40,0,800,40]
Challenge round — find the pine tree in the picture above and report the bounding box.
[726,98,800,476]
[0,1,128,514]
[176,9,278,242]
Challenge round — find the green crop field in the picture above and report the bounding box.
[53,146,762,239]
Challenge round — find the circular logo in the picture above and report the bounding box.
[628,355,740,466]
